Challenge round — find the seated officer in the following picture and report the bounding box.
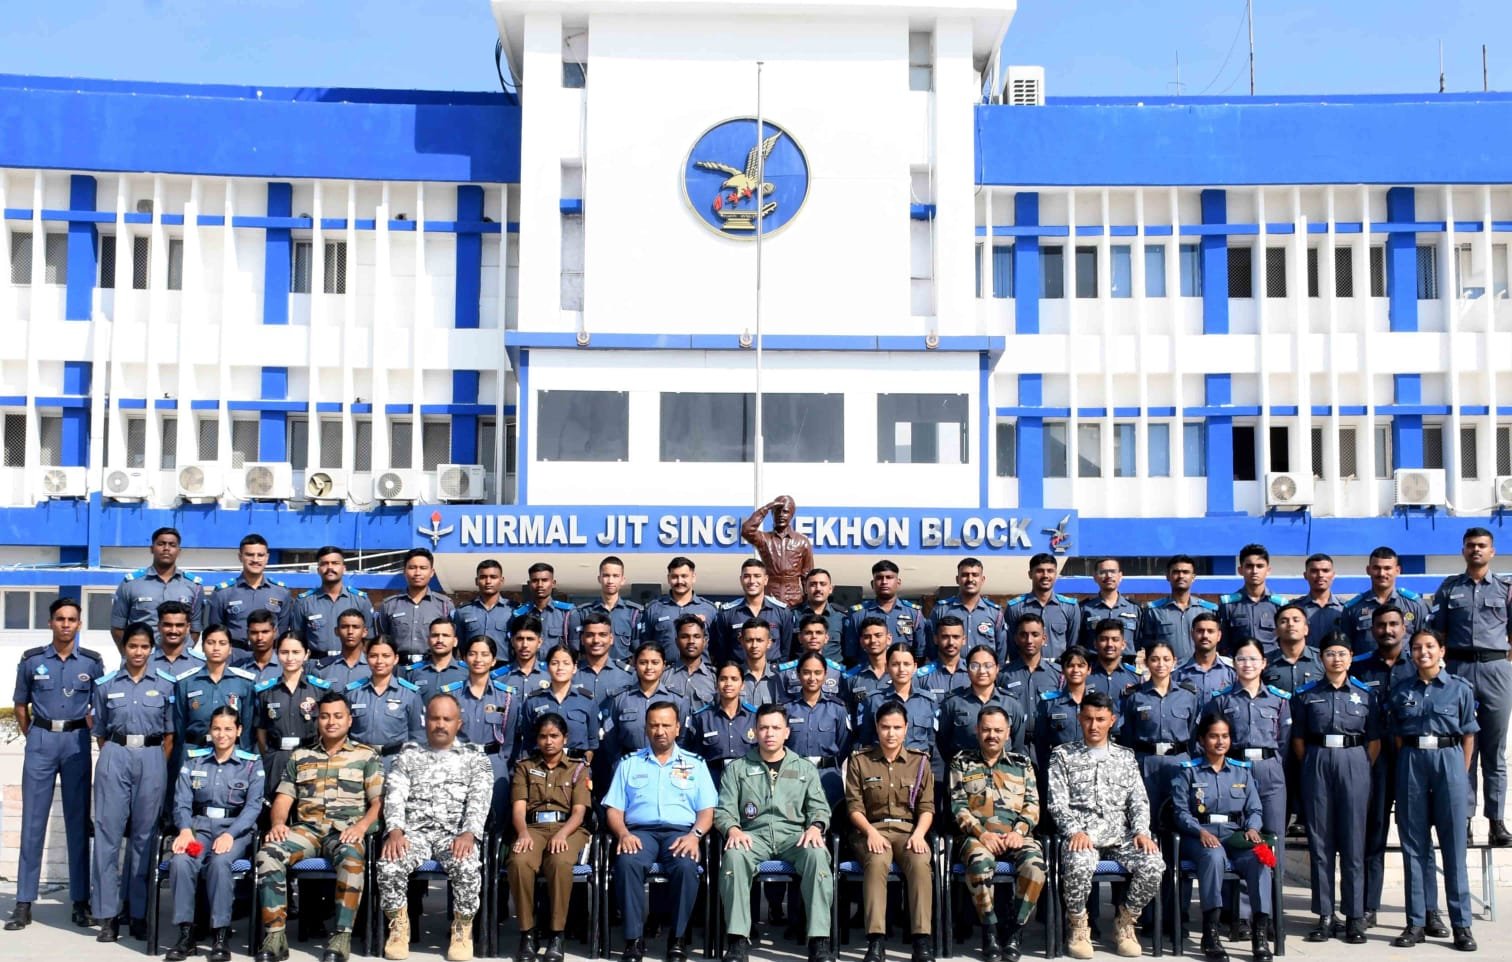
[844,702,935,962]
[254,692,383,962]
[715,703,835,962]
[604,701,717,962]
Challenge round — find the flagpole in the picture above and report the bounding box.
[753,60,765,509]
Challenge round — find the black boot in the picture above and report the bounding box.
[517,930,540,962]
[623,936,645,962]
[981,921,1004,962]
[809,937,834,962]
[721,936,748,962]
[1201,909,1228,961]
[130,917,149,941]
[1489,820,1512,847]
[1452,926,1478,951]
[999,920,1022,962]
[1304,916,1332,943]
[543,933,565,962]
[912,933,935,962]
[208,927,233,962]
[4,903,31,931]
[1392,925,1426,948]
[862,936,886,962]
[1344,917,1367,945]
[1425,911,1451,938]
[1251,914,1273,962]
[97,917,120,943]
[666,935,688,962]
[1363,910,1377,930]
[71,901,93,928]
[166,923,198,961]
[1228,918,1250,942]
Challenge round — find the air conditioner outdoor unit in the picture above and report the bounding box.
[1264,472,1313,508]
[37,466,86,499]
[374,469,420,503]
[1495,475,1512,508]
[177,462,224,501]
[304,469,349,503]
[1394,468,1447,507]
[1003,65,1046,106]
[436,464,486,502]
[241,462,294,501]
[103,468,149,500]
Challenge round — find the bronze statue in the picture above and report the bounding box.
[741,495,815,607]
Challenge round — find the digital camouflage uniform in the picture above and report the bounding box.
[1045,742,1162,912]
[256,739,383,938]
[376,740,495,918]
[949,749,1046,926]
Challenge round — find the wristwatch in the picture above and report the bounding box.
[691,827,706,839]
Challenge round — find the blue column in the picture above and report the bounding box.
[978,354,990,509]
[263,182,292,326]
[455,185,484,330]
[65,175,97,321]
[61,361,90,467]
[259,366,288,462]
[1391,373,1423,468]
[1200,189,1229,335]
[1012,193,1040,335]
[1386,187,1417,333]
[450,370,479,465]
[57,546,86,603]
[1204,373,1237,515]
[1016,373,1043,509]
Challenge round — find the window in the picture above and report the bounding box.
[1178,243,1202,297]
[1074,246,1097,298]
[1334,247,1354,298]
[1040,247,1064,299]
[1043,422,1068,478]
[1416,245,1439,299]
[1264,247,1287,298]
[661,393,753,463]
[354,419,373,472]
[1148,422,1171,477]
[2,413,24,467]
[1460,425,1479,479]
[197,417,218,460]
[1375,425,1392,478]
[132,236,150,290]
[1423,424,1444,470]
[2,589,55,630]
[1232,425,1257,481]
[1183,422,1206,477]
[991,245,1013,298]
[538,390,629,462]
[995,421,1016,477]
[1110,245,1132,298]
[1312,426,1360,479]
[1228,246,1253,298]
[167,238,184,291]
[1497,425,1510,476]
[319,418,343,469]
[289,417,309,470]
[878,394,967,464]
[1113,422,1136,476]
[99,234,116,289]
[563,61,587,88]
[43,233,67,285]
[1145,245,1167,297]
[389,420,413,469]
[422,420,450,471]
[85,590,112,631]
[160,416,177,470]
[124,415,147,469]
[1307,249,1319,298]
[1077,423,1101,477]
[8,231,31,284]
[230,419,259,468]
[763,393,844,463]
[1369,246,1386,297]
[291,241,313,294]
[1268,425,1290,473]
[323,241,347,294]
[907,32,932,91]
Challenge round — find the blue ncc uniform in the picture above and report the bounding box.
[521,686,600,755]
[112,567,205,636]
[793,603,847,664]
[938,688,1027,761]
[1086,661,1142,701]
[916,660,971,698]
[13,643,104,905]
[451,677,518,817]
[404,657,468,701]
[168,747,264,928]
[346,676,424,762]
[929,596,1003,661]
[1340,588,1430,654]
[1079,594,1141,657]
[1120,681,1200,828]
[286,586,373,657]
[150,647,206,685]
[603,685,689,757]
[574,660,636,713]
[713,597,793,664]
[770,657,846,703]
[640,594,721,663]
[253,672,331,796]
[314,652,371,691]
[1218,591,1287,655]
[665,661,719,713]
[842,664,891,711]
[1261,646,1323,695]
[376,589,456,661]
[844,599,926,663]
[513,600,576,652]
[1351,646,1418,910]
[739,664,779,707]
[452,598,513,650]
[1001,593,1081,661]
[1387,671,1479,928]
[1429,572,1512,820]
[173,665,257,751]
[1174,657,1236,707]
[204,576,289,647]
[1170,758,1272,914]
[569,598,644,663]
[1209,684,1291,833]
[1296,595,1345,644]
[784,693,852,803]
[1137,596,1219,662]
[998,658,1062,744]
[91,667,174,923]
[681,702,758,784]
[859,685,939,776]
[1036,689,1093,767]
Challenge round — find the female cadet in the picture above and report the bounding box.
[602,642,687,757]
[1289,632,1380,944]
[1169,713,1273,962]
[1035,646,1095,765]
[164,706,265,962]
[253,631,331,797]
[1387,630,1478,952]
[681,661,759,786]
[507,712,591,962]
[861,643,941,757]
[451,635,517,821]
[1209,639,1290,836]
[1119,641,1199,828]
[782,651,853,805]
[346,634,424,771]
[520,645,599,760]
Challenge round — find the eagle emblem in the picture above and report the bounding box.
[684,119,807,238]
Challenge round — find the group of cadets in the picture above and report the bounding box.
[8,524,1512,961]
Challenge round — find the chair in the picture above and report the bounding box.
[600,834,715,959]
[145,832,259,957]
[286,843,378,956]
[487,828,603,958]
[1086,856,1164,958]
[712,844,828,959]
[831,833,946,958]
[939,834,1057,961]
[1168,834,1285,958]
[374,858,492,957]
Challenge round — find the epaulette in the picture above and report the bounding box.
[226,665,256,681]
[186,572,203,585]
[776,659,798,671]
[512,603,532,615]
[849,603,864,612]
[1212,683,1235,697]
[1220,592,1240,604]
[623,598,644,609]
[1352,652,1373,663]
[255,678,278,692]
[271,578,286,588]
[156,667,182,683]
[1343,591,1370,610]
[216,580,233,591]
[176,665,204,682]
[690,703,712,715]
[393,676,419,692]
[353,588,369,599]
[125,568,144,582]
[22,645,46,658]
[915,664,936,677]
[842,664,865,678]
[344,679,367,692]
[1348,677,1372,692]
[1177,681,1200,695]
[1268,594,1286,606]
[490,679,511,693]
[1003,749,1033,766]
[79,647,104,662]
[308,676,332,689]
[551,599,573,611]
[188,746,212,757]
[234,748,259,760]
[1117,663,1140,675]
[740,700,758,712]
[1399,588,1421,600]
[899,598,920,609]
[1181,757,1203,768]
[489,665,510,679]
[299,589,316,599]
[825,658,844,671]
[96,669,119,684]
[439,680,464,693]
[720,599,745,610]
[1054,594,1078,605]
[1195,597,1218,610]
[1228,758,1253,768]
[1040,688,1061,701]
[1266,684,1293,700]
[1009,593,1030,605]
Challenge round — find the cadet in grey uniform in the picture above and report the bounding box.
[402,617,468,701]
[665,613,720,712]
[568,554,644,662]
[315,608,373,691]
[110,526,204,648]
[1217,544,1285,655]
[1080,558,1141,658]
[773,613,847,703]
[640,556,721,663]
[1340,546,1431,654]
[346,636,425,770]
[513,561,576,651]
[1137,555,1218,662]
[1000,553,1081,661]
[929,556,1004,661]
[376,548,456,663]
[794,567,848,666]
[1296,553,1345,643]
[682,663,760,785]
[254,632,332,797]
[603,642,689,757]
[843,561,926,662]
[713,558,794,664]
[285,547,374,658]
[204,533,290,649]
[452,558,513,650]
[520,644,600,757]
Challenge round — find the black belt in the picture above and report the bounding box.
[483,743,506,755]
[379,742,407,757]
[1446,648,1507,664]
[1306,733,1364,749]
[109,732,165,748]
[1134,740,1185,757]
[1406,735,1462,749]
[813,757,840,770]
[193,802,245,818]
[31,716,88,733]
[1228,747,1277,760]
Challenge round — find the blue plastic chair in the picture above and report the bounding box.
[145,832,258,957]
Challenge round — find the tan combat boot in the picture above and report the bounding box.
[446,916,475,962]
[1113,906,1143,958]
[384,908,411,961]
[1065,910,1094,960]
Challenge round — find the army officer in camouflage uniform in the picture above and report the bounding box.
[378,692,494,962]
[255,692,383,962]
[949,705,1046,962]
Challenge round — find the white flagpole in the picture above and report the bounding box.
[753,61,765,508]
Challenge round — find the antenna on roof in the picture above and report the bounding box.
[1484,44,1489,92]
[1247,0,1255,95]
[1169,50,1185,96]
[1440,40,1446,93]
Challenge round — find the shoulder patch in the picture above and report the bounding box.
[216,580,232,591]
[188,746,212,757]
[1181,757,1202,768]
[1267,685,1294,700]
[1352,652,1372,663]
[899,598,920,609]
[1348,677,1373,692]
[1399,588,1421,600]
[552,599,573,611]
[156,668,181,683]
[777,659,797,671]
[439,680,464,693]
[255,678,278,692]
[226,666,256,681]
[740,700,758,712]
[1268,594,1286,606]
[393,676,420,692]
[490,680,510,693]
[1211,683,1234,697]
[1039,688,1061,701]
[1195,598,1219,610]
[512,603,531,615]
[1220,592,1240,604]
[826,658,844,671]
[1228,758,1253,768]
[720,599,743,610]
[96,669,119,684]
[299,589,316,599]
[175,665,204,682]
[1009,593,1030,605]
[843,665,863,678]
[345,679,366,692]
[22,644,47,658]
[308,676,332,689]
[234,748,259,760]
[1054,593,1078,605]
[914,664,936,676]
[850,603,864,612]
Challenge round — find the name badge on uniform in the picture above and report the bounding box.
[703,731,719,741]
[107,691,125,700]
[529,768,547,777]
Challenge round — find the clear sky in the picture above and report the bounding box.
[3,0,1511,97]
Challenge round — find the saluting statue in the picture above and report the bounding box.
[742,496,815,607]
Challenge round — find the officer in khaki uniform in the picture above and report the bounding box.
[844,702,935,962]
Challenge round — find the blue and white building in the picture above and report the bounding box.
[1,0,1509,649]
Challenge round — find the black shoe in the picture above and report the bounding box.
[71,902,93,928]
[1452,926,1478,951]
[166,923,198,961]
[862,936,886,962]
[1201,909,1229,961]
[999,922,1022,962]
[1344,917,1367,945]
[1489,820,1512,847]
[809,937,834,962]
[912,933,935,962]
[1363,910,1377,930]
[518,930,540,962]
[624,936,646,962]
[254,943,290,962]
[4,903,31,931]
[1228,918,1251,942]
[982,923,1004,962]
[666,936,688,962]
[1425,911,1451,938]
[208,927,232,962]
[1304,917,1331,943]
[1392,926,1426,948]
[321,952,343,962]
[721,936,748,962]
[544,933,566,962]
[1251,914,1273,962]
[97,918,120,943]
[129,917,149,941]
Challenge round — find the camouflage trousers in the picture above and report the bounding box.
[376,827,482,918]
[1058,840,1162,913]
[257,826,367,935]
[958,837,1046,926]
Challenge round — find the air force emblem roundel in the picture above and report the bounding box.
[684,118,808,238]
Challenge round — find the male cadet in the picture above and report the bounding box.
[1263,604,1324,695]
[1431,526,1512,847]
[1174,612,1236,706]
[1340,545,1431,654]
[1001,553,1081,661]
[1218,544,1286,655]
[930,557,1004,662]
[714,558,794,664]
[1296,553,1345,644]
[774,613,847,702]
[240,609,282,682]
[255,692,382,962]
[569,555,644,663]
[1086,619,1141,701]
[642,556,722,663]
[917,615,972,698]
[287,547,374,658]
[7,597,103,931]
[665,613,719,712]
[844,616,894,711]
[845,560,926,663]
[376,548,456,664]
[573,611,635,711]
[845,702,935,962]
[513,561,574,651]
[736,620,781,706]
[1047,691,1163,960]
[316,609,373,691]
[998,615,1062,747]
[453,558,512,651]
[378,693,494,962]
[405,617,468,700]
[205,533,290,650]
[111,525,204,650]
[604,701,717,962]
[1137,554,1218,662]
[1080,558,1140,660]
[151,600,206,682]
[794,567,847,665]
[716,704,835,962]
[950,705,1046,962]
